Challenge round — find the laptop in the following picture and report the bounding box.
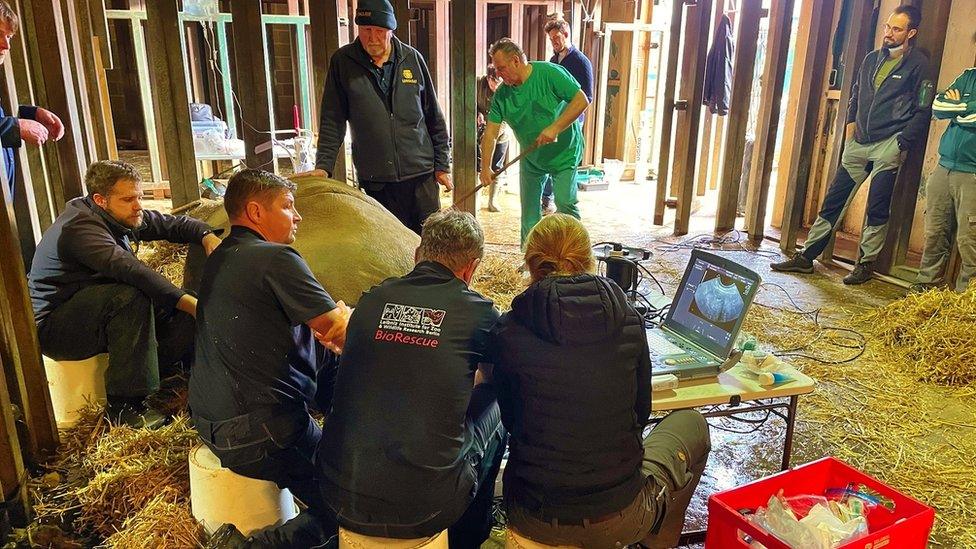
[647,249,761,380]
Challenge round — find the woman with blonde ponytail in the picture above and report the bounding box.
[489,214,710,548]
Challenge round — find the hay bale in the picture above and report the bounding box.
[136,241,188,287]
[472,253,526,311]
[859,287,976,386]
[100,489,204,548]
[71,415,197,538]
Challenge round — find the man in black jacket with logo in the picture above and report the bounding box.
[317,210,506,548]
[313,0,451,235]
[772,5,932,285]
[28,160,220,428]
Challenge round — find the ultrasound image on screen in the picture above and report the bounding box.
[688,269,746,333]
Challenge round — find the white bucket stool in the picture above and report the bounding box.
[189,443,299,536]
[339,527,449,548]
[43,354,109,428]
[506,529,580,549]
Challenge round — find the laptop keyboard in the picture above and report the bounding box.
[646,331,685,356]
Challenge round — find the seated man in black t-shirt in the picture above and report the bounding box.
[189,169,350,548]
[317,210,507,547]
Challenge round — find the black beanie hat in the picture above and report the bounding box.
[355,0,397,31]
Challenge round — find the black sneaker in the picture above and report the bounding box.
[843,262,874,285]
[206,524,248,549]
[770,254,814,274]
[105,397,170,430]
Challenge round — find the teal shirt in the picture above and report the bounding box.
[488,62,584,172]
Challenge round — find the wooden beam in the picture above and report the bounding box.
[653,0,683,226]
[310,0,347,181]
[0,157,59,466]
[671,0,711,236]
[0,353,29,527]
[87,0,112,69]
[875,0,953,273]
[450,0,477,213]
[228,0,274,171]
[72,0,110,162]
[23,0,86,202]
[92,35,119,161]
[778,0,837,254]
[743,0,795,240]
[818,0,877,262]
[145,0,199,207]
[393,0,410,44]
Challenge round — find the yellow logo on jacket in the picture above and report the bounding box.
[402,68,417,84]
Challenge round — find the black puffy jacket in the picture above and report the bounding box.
[315,37,451,183]
[489,274,651,521]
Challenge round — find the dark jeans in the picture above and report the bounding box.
[195,409,337,548]
[362,173,441,235]
[332,383,507,548]
[507,410,710,549]
[37,283,194,398]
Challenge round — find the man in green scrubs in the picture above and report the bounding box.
[480,38,590,245]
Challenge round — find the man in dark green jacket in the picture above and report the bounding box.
[913,67,976,292]
[312,0,451,235]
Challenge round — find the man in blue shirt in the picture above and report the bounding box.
[541,16,593,214]
[0,1,64,199]
[192,169,350,548]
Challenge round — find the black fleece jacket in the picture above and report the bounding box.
[28,196,212,324]
[847,46,933,149]
[489,274,651,521]
[315,37,451,183]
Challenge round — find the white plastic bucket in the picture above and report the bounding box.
[339,528,449,548]
[189,444,299,536]
[43,354,109,428]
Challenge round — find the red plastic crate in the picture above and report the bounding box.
[706,457,934,548]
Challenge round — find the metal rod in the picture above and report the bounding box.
[448,143,539,210]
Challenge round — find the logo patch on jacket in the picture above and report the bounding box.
[402,68,417,84]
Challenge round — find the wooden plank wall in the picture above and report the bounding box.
[671,0,712,236]
[714,0,761,231]
[145,0,200,207]
[743,0,795,240]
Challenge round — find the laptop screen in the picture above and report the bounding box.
[663,250,760,358]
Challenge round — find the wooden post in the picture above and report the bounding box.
[670,0,711,236]
[778,0,837,254]
[146,0,200,207]
[0,352,29,526]
[450,0,477,214]
[743,0,795,241]
[310,0,347,181]
[229,0,275,171]
[653,0,683,226]
[817,0,876,262]
[876,0,952,273]
[0,156,59,466]
[71,0,111,162]
[22,0,86,202]
[393,0,410,44]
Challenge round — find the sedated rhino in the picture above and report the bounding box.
[183,174,420,306]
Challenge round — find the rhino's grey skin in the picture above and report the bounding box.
[183,175,420,306]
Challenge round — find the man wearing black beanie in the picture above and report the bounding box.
[313,0,452,235]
